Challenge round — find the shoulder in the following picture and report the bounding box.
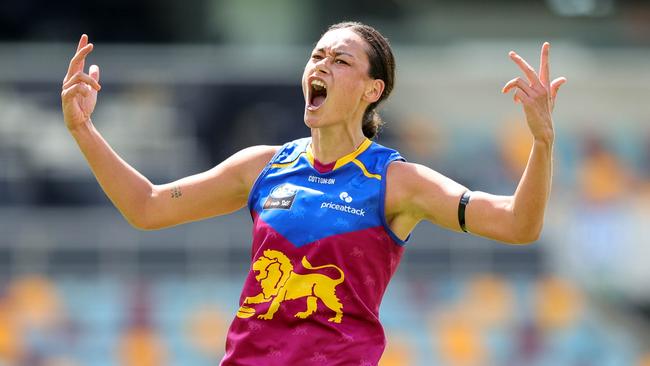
[271,137,311,164]
[351,140,404,174]
[385,161,420,205]
[385,160,466,219]
[230,137,313,185]
[386,160,423,189]
[365,140,403,160]
[224,145,280,188]
[230,145,280,167]
[233,137,312,169]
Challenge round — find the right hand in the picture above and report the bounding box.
[61,34,102,131]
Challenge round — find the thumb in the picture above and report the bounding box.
[550,77,567,100]
[89,64,100,82]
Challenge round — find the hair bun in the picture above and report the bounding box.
[362,107,383,139]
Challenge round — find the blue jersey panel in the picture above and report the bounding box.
[248,137,407,248]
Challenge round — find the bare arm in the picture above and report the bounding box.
[386,43,566,244]
[62,34,278,230]
[141,145,277,229]
[70,122,276,229]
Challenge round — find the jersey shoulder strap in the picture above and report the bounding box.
[269,137,311,165]
[356,140,406,178]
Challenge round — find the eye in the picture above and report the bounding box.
[311,54,323,60]
[335,59,349,65]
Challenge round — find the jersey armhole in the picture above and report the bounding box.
[380,156,411,246]
[246,146,284,219]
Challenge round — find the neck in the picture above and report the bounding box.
[310,124,366,164]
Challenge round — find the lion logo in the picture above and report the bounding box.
[237,249,345,323]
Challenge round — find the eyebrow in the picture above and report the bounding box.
[314,48,355,58]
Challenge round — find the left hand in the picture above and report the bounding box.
[502,42,566,143]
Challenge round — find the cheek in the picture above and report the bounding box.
[336,77,365,102]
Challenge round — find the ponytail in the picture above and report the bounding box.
[362,105,383,139]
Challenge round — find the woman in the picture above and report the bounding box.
[61,22,565,365]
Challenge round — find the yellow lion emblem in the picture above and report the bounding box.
[237,249,345,323]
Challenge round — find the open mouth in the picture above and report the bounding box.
[308,79,328,110]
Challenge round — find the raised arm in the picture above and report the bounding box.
[385,42,566,244]
[61,35,278,230]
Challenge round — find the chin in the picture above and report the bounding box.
[304,109,323,129]
[304,117,320,130]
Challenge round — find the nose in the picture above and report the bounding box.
[314,57,330,75]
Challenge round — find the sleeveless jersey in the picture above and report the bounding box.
[220,137,408,366]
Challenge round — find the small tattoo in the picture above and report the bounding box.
[171,186,182,199]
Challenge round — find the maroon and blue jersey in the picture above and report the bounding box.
[221,137,408,365]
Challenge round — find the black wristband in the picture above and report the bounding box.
[457,190,471,233]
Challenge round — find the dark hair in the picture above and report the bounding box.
[326,21,396,139]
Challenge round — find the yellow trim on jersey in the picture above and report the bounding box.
[305,138,372,171]
[333,138,372,170]
[351,159,382,180]
[271,153,304,169]
[273,139,381,179]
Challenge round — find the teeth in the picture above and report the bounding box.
[311,79,327,89]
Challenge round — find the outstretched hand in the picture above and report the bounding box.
[61,34,102,131]
[502,42,566,143]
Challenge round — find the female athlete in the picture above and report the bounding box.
[61,22,566,365]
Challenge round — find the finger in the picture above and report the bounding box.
[75,33,88,81]
[75,34,89,74]
[539,42,550,89]
[64,43,94,83]
[89,64,100,82]
[76,34,88,53]
[62,83,91,99]
[550,77,567,100]
[502,77,534,96]
[67,43,93,76]
[62,72,101,91]
[509,51,541,88]
[514,89,531,104]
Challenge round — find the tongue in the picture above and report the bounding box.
[312,95,326,107]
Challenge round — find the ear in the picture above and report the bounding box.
[363,79,385,104]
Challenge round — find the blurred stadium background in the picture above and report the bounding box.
[1,0,650,365]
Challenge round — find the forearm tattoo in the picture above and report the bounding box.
[171,186,182,199]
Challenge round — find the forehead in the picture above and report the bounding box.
[314,28,368,57]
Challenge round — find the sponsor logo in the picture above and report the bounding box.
[320,202,365,216]
[263,183,298,210]
[308,175,335,185]
[320,192,364,216]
